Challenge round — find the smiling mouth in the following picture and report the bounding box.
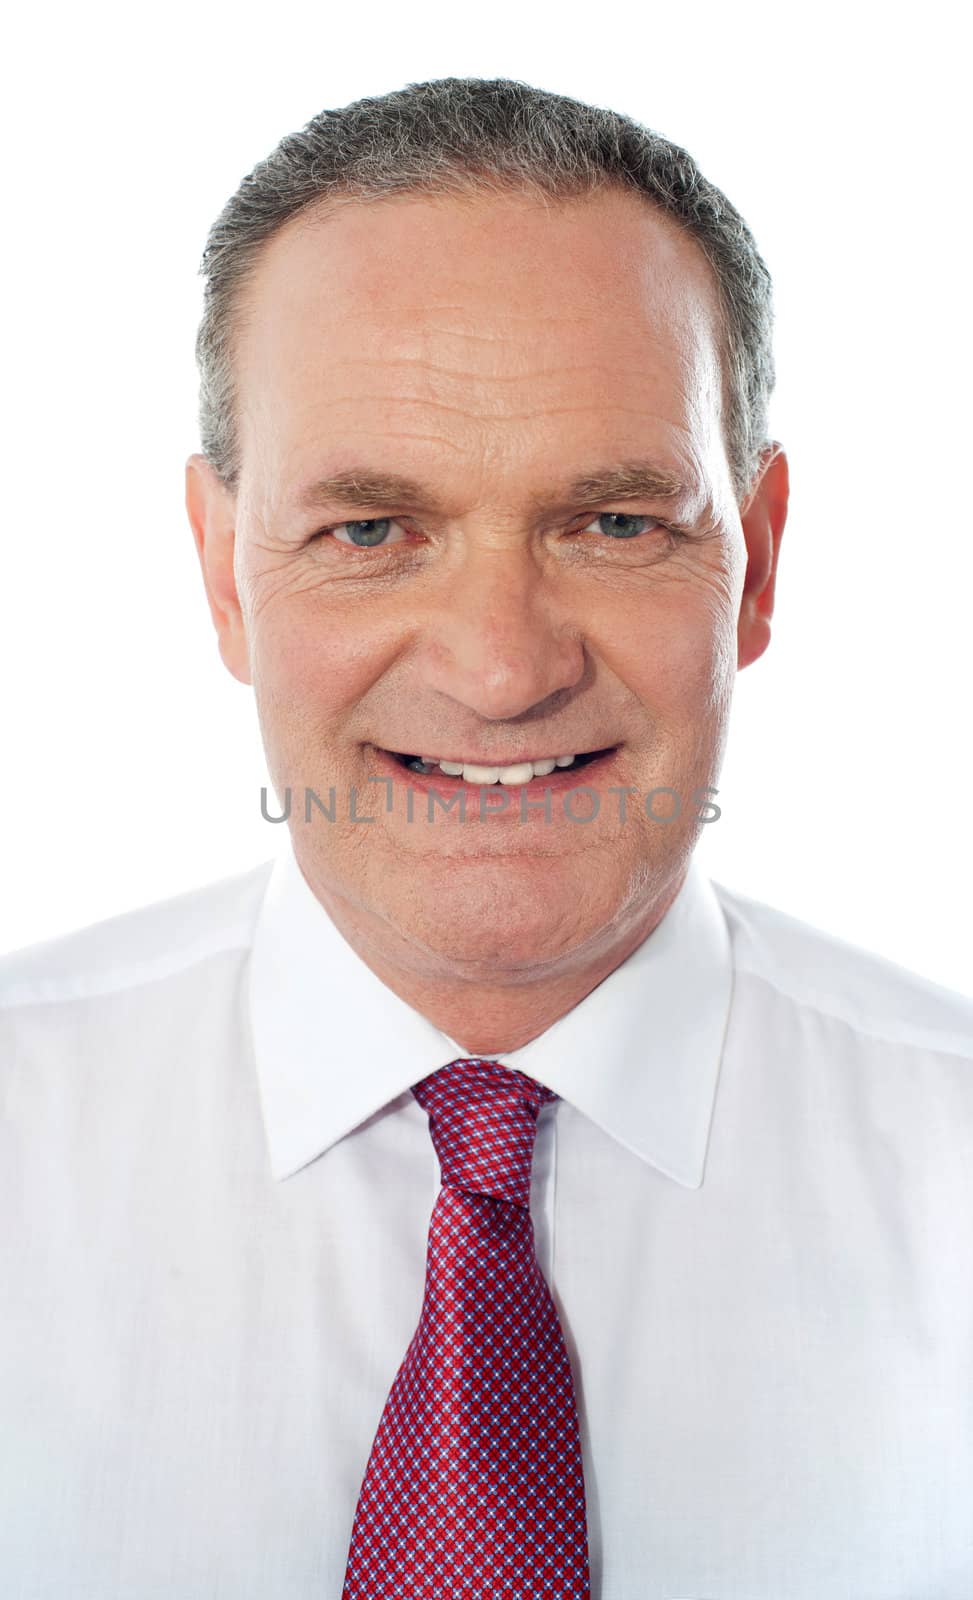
[382,747,616,779]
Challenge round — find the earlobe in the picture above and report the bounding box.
[736,445,789,671]
[184,453,253,687]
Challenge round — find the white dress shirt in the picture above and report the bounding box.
[2,834,972,1599]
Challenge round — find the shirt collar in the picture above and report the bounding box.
[248,831,734,1189]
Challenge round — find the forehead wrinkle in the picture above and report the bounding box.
[304,352,684,387]
[320,354,647,378]
[327,306,636,336]
[290,394,688,426]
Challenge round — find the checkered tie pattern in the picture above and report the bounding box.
[341,1055,592,1597]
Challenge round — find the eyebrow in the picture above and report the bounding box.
[295,460,691,517]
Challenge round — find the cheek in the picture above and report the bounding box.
[250,600,374,722]
[619,587,735,720]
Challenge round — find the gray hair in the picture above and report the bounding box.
[195,77,775,502]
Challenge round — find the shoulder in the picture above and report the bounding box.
[0,856,275,1015]
[710,877,973,1063]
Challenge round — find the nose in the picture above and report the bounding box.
[416,542,586,722]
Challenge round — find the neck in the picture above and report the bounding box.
[294,854,687,1055]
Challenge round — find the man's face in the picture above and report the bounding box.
[188,186,785,974]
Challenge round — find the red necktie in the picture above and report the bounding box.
[341,1055,592,1597]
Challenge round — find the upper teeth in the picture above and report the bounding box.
[415,754,582,785]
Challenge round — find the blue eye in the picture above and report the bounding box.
[332,518,400,547]
[589,513,658,539]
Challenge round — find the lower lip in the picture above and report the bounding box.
[367,744,620,814]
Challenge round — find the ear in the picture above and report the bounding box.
[736,444,789,671]
[185,453,252,686]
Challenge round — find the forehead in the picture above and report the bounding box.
[233,186,727,499]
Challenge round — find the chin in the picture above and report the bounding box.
[398,870,601,964]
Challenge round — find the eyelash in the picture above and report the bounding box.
[311,512,684,551]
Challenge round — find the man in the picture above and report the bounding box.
[2,76,971,1599]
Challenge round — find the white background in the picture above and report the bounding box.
[2,0,970,994]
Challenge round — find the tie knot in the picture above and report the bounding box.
[412,1057,558,1207]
